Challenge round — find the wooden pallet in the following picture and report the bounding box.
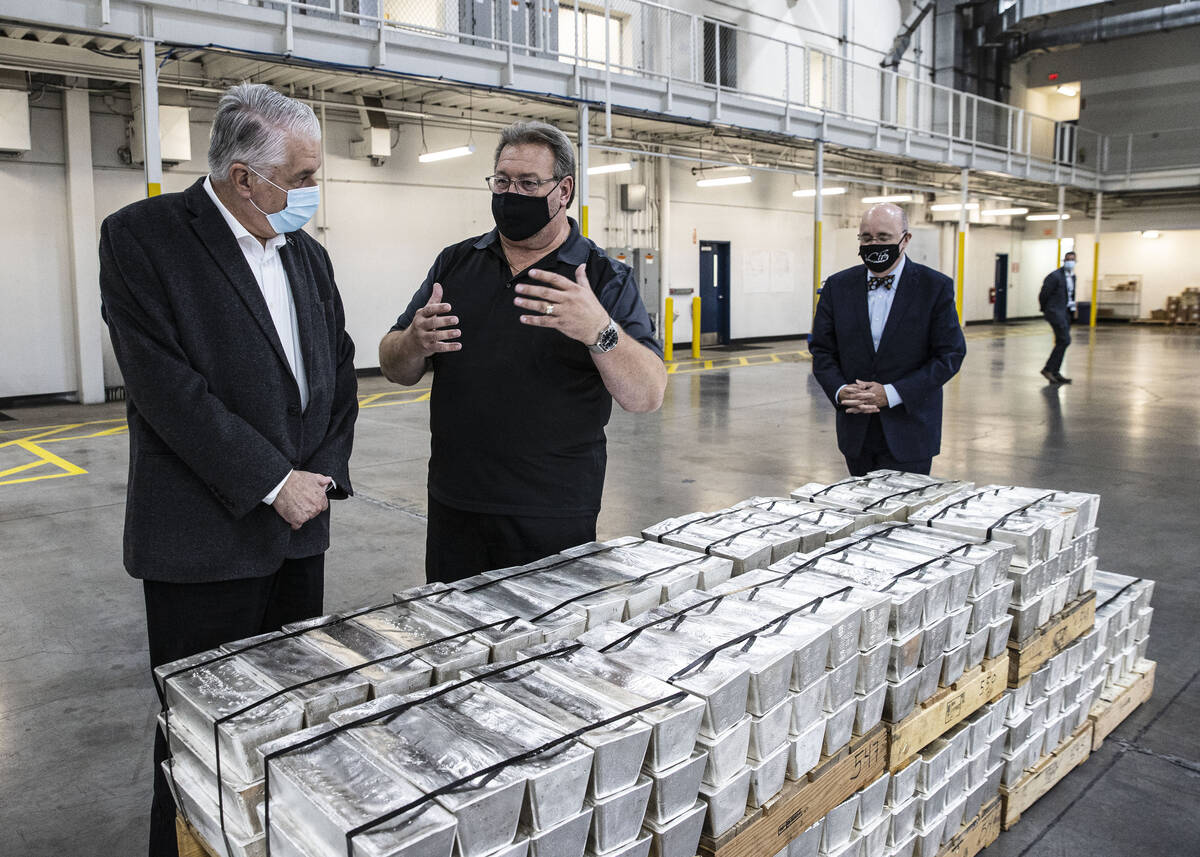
[697,724,888,857]
[886,655,1008,771]
[937,797,1002,857]
[999,721,1093,829]
[1090,659,1156,750]
[176,816,219,857]
[1007,591,1096,687]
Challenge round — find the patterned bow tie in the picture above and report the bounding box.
[868,275,895,291]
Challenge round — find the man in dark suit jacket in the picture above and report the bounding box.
[99,84,357,857]
[810,203,966,476]
[1039,251,1077,384]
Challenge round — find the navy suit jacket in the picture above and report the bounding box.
[809,260,966,461]
[99,178,358,583]
[1039,267,1073,320]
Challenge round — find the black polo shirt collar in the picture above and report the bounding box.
[472,217,591,268]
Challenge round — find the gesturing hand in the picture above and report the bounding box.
[272,470,332,530]
[514,264,611,346]
[410,282,461,357]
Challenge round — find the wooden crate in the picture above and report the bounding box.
[886,655,1008,771]
[1007,591,1096,687]
[176,816,219,857]
[1090,659,1156,750]
[999,721,1093,829]
[697,724,888,857]
[937,797,1002,857]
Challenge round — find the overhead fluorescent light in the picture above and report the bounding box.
[1056,85,1078,97]
[930,202,979,211]
[861,194,913,203]
[981,207,1030,216]
[793,187,847,197]
[697,175,752,187]
[1026,213,1070,221]
[1141,230,1161,239]
[588,162,633,175]
[418,144,475,163]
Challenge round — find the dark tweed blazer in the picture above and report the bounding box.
[99,177,357,583]
[809,260,966,462]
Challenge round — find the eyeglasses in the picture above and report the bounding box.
[485,175,562,194]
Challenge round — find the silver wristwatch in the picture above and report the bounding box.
[588,318,620,354]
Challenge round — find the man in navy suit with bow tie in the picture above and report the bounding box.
[809,203,966,476]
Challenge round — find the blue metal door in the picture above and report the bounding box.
[699,241,730,343]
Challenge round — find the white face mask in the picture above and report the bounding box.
[1064,260,1076,272]
[247,167,320,234]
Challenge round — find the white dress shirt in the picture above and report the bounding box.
[1066,270,1077,311]
[203,176,307,505]
[836,256,906,410]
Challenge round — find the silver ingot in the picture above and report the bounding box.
[695,715,751,786]
[746,743,789,808]
[525,807,591,857]
[888,628,923,682]
[158,713,262,835]
[586,775,652,854]
[528,645,706,772]
[257,727,460,857]
[940,643,968,687]
[354,604,491,682]
[854,685,886,737]
[889,796,917,845]
[884,671,920,723]
[822,699,856,756]
[787,719,825,780]
[697,766,751,837]
[855,640,890,694]
[284,614,435,700]
[790,675,826,735]
[164,759,264,857]
[820,792,859,853]
[916,657,942,703]
[747,696,792,762]
[643,749,707,826]
[823,656,859,712]
[642,800,705,857]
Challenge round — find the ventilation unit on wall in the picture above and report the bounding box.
[0,90,31,153]
[350,95,391,166]
[128,105,192,165]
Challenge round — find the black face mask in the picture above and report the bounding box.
[859,243,903,274]
[491,181,564,241]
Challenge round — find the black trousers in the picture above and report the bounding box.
[145,555,324,857]
[1044,311,1071,374]
[425,494,598,585]
[844,414,933,477]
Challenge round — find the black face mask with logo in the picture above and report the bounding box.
[858,242,902,274]
[491,179,564,241]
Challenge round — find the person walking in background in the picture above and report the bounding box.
[809,202,966,476]
[1040,251,1077,384]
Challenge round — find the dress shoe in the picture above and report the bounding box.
[1041,369,1060,384]
[1055,373,1072,384]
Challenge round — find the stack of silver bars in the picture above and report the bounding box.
[156,471,1148,857]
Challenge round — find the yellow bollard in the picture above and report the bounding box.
[664,297,674,362]
[691,297,701,359]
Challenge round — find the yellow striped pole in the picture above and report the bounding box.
[955,229,966,322]
[691,297,701,359]
[1090,191,1102,328]
[664,297,674,362]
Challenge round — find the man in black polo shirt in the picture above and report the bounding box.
[379,120,667,583]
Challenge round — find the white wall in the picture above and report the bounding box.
[1070,230,1200,317]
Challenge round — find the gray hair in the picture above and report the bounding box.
[494,120,576,204]
[208,83,320,181]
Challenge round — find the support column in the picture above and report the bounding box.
[1055,185,1065,264]
[1090,191,1102,328]
[658,153,671,347]
[140,38,162,197]
[578,103,589,238]
[812,138,824,320]
[955,167,967,322]
[63,87,105,405]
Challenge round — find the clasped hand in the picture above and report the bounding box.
[839,379,888,414]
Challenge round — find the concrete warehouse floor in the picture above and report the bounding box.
[1,321,1197,856]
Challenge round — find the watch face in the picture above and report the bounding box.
[597,324,619,352]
